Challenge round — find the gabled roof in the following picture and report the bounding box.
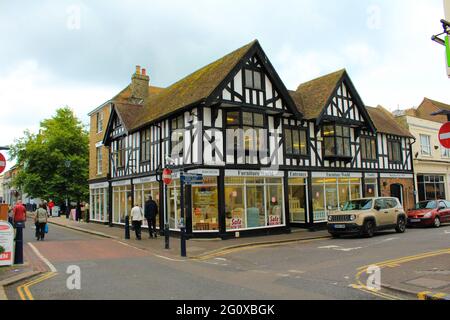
[366,106,414,138]
[293,69,346,119]
[424,97,450,112]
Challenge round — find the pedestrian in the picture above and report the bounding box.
[76,202,81,222]
[34,204,48,241]
[84,201,90,223]
[80,202,86,222]
[12,200,27,228]
[48,200,55,217]
[144,195,158,238]
[130,203,144,240]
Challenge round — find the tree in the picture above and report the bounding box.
[10,107,89,205]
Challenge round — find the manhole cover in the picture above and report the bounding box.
[406,277,450,289]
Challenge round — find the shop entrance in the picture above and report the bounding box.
[390,184,403,205]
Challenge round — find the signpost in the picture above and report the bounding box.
[438,122,450,148]
[180,173,203,185]
[0,153,6,174]
[0,221,14,267]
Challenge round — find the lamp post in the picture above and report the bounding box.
[64,160,71,219]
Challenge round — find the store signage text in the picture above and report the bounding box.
[312,172,362,178]
[225,170,284,177]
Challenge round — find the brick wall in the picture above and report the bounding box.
[380,178,415,210]
[89,105,111,181]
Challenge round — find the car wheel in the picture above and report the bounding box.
[395,216,406,233]
[433,216,441,228]
[363,220,375,238]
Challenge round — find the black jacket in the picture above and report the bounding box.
[144,200,158,219]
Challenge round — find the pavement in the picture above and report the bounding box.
[42,215,332,260]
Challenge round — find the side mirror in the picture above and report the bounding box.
[374,205,381,211]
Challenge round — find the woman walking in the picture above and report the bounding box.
[34,204,48,241]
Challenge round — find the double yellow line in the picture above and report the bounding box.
[352,248,450,300]
[17,272,57,300]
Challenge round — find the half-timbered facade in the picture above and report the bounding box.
[91,40,415,238]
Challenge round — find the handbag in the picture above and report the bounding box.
[44,224,49,234]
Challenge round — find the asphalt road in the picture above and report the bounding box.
[6,221,450,300]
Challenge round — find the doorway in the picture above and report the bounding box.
[390,184,403,205]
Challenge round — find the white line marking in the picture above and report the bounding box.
[153,254,186,262]
[28,243,57,273]
[318,245,340,249]
[336,247,362,252]
[214,258,227,261]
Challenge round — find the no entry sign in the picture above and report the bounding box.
[162,168,172,185]
[0,153,6,174]
[439,122,450,149]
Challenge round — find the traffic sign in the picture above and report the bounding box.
[180,173,203,185]
[0,153,6,174]
[162,168,172,185]
[438,122,450,148]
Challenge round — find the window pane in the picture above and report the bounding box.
[253,71,262,90]
[360,138,367,159]
[324,137,335,156]
[292,130,300,155]
[343,126,350,137]
[245,69,253,88]
[285,129,292,154]
[267,183,283,226]
[254,113,264,127]
[225,183,245,230]
[243,112,253,126]
[371,139,376,159]
[336,125,343,136]
[177,116,184,129]
[300,130,307,155]
[246,185,265,228]
[172,118,177,130]
[312,183,326,222]
[323,125,335,136]
[226,112,239,126]
[336,137,344,155]
[343,138,350,156]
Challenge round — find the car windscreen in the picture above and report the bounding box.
[413,201,436,210]
[342,199,373,211]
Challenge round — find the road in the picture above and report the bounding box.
[5,220,450,300]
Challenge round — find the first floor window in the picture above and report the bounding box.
[140,128,151,162]
[96,112,104,133]
[388,140,402,163]
[420,134,431,156]
[117,138,126,168]
[96,147,102,175]
[360,136,377,161]
[441,147,450,158]
[284,128,307,156]
[323,124,351,157]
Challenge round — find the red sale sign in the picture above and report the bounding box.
[0,221,14,266]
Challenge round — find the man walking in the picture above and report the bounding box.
[130,203,144,240]
[144,195,158,238]
[12,200,27,228]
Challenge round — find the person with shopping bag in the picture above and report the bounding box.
[34,204,48,241]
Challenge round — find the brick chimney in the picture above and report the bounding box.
[131,65,149,101]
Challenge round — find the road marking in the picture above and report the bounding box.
[17,272,57,300]
[318,245,340,249]
[28,243,57,273]
[319,245,362,252]
[335,247,362,252]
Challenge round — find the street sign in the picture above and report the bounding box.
[180,173,203,185]
[438,122,450,148]
[162,168,173,185]
[0,153,6,174]
[0,221,14,266]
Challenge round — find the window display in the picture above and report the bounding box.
[192,177,219,232]
[113,185,132,224]
[288,178,307,223]
[134,181,160,229]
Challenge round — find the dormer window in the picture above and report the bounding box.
[323,124,351,159]
[244,69,262,90]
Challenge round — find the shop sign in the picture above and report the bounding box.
[365,173,378,178]
[111,180,131,187]
[312,172,362,178]
[230,217,243,229]
[225,170,284,177]
[188,169,220,176]
[89,182,109,189]
[380,173,414,179]
[133,176,157,184]
[0,221,14,266]
[288,171,308,178]
[268,215,281,226]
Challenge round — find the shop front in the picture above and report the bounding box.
[133,176,161,230]
[416,174,446,201]
[89,182,109,223]
[379,173,415,210]
[112,180,132,225]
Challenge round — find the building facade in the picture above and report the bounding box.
[90,40,415,238]
[395,98,450,202]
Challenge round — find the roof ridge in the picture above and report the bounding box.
[296,68,346,90]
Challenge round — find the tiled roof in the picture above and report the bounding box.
[366,105,414,138]
[292,69,346,119]
[424,97,450,112]
[117,40,258,131]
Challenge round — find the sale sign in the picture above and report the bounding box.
[0,221,14,266]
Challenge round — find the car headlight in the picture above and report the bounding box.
[349,215,356,221]
[423,212,432,219]
[328,215,333,222]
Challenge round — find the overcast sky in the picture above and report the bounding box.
[0,0,449,170]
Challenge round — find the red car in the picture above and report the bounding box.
[407,200,450,228]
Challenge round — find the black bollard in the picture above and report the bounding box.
[14,222,24,265]
[180,226,186,257]
[164,223,170,249]
[124,215,130,239]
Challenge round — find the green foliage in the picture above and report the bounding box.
[9,107,89,204]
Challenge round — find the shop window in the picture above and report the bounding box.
[90,188,107,222]
[388,140,402,163]
[167,180,181,229]
[323,124,351,158]
[360,136,377,161]
[192,177,219,232]
[225,177,284,231]
[288,178,307,223]
[417,175,446,201]
[364,179,378,198]
[113,185,132,224]
[284,128,308,156]
[134,182,160,229]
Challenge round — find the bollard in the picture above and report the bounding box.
[164,223,170,249]
[124,215,130,240]
[180,226,186,257]
[14,222,24,265]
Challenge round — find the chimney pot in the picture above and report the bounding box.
[135,65,141,75]
[142,68,146,76]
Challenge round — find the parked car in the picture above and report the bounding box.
[327,197,407,238]
[407,200,450,228]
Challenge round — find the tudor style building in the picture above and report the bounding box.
[90,40,416,238]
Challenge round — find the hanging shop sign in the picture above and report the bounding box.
[0,221,14,267]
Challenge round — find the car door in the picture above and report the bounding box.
[374,198,390,226]
[386,198,400,225]
[443,201,450,222]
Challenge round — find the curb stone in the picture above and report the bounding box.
[0,271,42,300]
[47,220,120,240]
